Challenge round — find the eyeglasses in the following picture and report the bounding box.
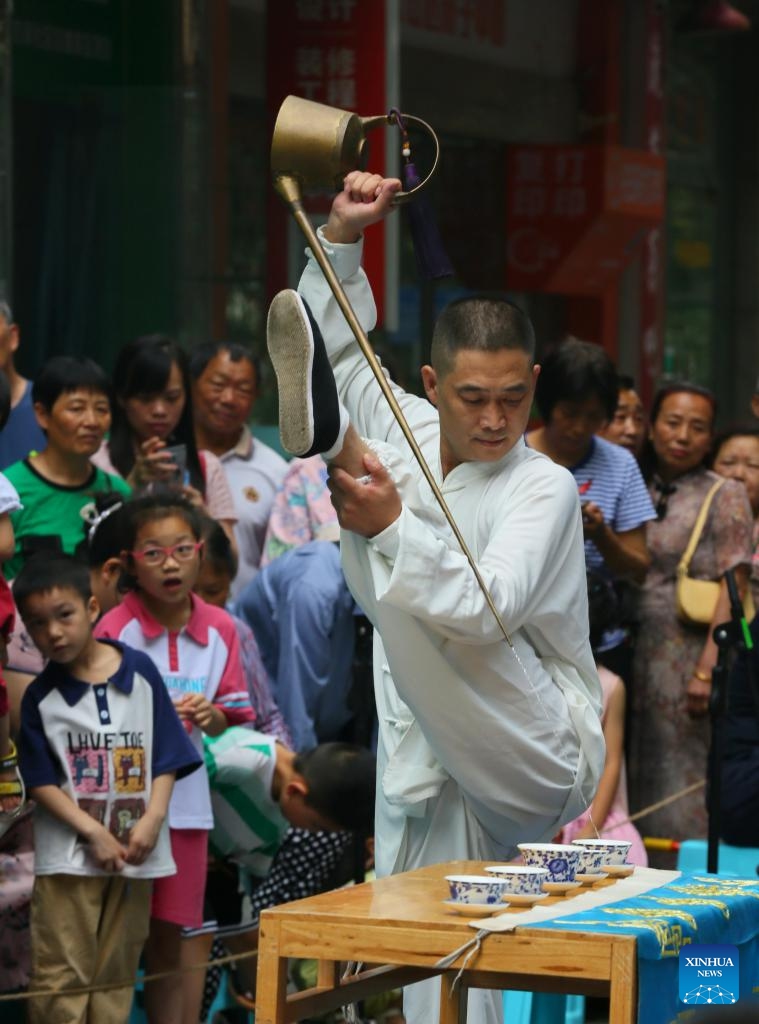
[130,540,203,567]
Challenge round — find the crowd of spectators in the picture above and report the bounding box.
[0,304,375,1024]
[0,288,758,1022]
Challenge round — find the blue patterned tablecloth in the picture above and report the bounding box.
[530,874,759,1022]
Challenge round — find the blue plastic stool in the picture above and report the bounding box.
[676,839,759,878]
[503,990,585,1023]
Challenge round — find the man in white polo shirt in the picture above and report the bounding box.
[190,342,288,598]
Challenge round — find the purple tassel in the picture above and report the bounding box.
[390,108,454,281]
[403,161,455,280]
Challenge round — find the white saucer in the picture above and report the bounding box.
[576,872,606,885]
[442,900,507,917]
[601,863,634,878]
[503,892,549,907]
[542,880,583,895]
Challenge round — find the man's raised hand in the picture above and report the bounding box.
[324,172,402,245]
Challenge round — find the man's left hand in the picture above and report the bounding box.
[328,453,402,538]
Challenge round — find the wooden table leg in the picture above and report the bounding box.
[608,941,637,1024]
[317,959,341,989]
[255,917,289,1024]
[439,972,467,1024]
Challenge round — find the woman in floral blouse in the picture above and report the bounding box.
[628,384,754,863]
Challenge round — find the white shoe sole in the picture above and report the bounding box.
[266,290,315,456]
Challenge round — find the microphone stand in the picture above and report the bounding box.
[706,570,754,874]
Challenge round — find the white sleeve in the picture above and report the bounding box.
[297,228,434,447]
[369,465,584,645]
[0,473,21,515]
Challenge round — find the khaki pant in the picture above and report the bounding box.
[29,874,152,1024]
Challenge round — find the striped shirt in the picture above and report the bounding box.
[204,727,288,877]
[571,436,656,575]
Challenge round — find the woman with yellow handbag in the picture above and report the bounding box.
[628,384,754,866]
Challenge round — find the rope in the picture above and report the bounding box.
[433,932,484,972]
[449,930,485,993]
[595,779,706,835]
[0,945,259,1004]
[433,928,489,1001]
[340,960,365,1023]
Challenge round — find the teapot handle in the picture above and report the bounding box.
[361,112,440,205]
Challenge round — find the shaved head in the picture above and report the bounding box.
[430,297,535,378]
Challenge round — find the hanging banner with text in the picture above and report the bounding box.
[266,0,392,324]
[505,144,665,296]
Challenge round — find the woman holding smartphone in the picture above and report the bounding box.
[92,334,237,543]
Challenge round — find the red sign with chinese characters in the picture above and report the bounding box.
[401,0,505,46]
[505,144,665,295]
[267,0,388,322]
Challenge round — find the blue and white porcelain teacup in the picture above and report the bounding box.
[484,865,549,895]
[572,844,608,874]
[571,838,632,867]
[445,874,508,905]
[517,843,580,883]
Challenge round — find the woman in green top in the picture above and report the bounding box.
[3,356,130,580]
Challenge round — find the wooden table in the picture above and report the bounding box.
[255,860,638,1024]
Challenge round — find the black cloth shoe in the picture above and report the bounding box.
[267,289,345,458]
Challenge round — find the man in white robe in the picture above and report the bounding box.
[269,172,605,1024]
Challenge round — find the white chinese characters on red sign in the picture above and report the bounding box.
[294,44,357,107]
[510,149,590,223]
[267,0,388,322]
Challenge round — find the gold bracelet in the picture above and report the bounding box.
[692,669,711,682]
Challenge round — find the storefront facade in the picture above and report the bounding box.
[0,0,756,419]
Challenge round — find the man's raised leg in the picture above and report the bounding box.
[267,287,382,483]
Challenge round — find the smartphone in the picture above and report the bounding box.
[165,443,188,486]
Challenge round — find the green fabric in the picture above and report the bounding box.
[203,728,288,876]
[3,457,131,579]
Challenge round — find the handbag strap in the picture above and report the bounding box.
[677,478,726,576]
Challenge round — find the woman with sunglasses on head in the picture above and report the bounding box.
[629,383,754,864]
[91,334,237,549]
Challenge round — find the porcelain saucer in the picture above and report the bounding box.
[575,872,607,885]
[601,863,634,878]
[542,880,583,895]
[503,892,549,907]
[442,900,507,917]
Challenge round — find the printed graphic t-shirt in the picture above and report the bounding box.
[18,641,200,878]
